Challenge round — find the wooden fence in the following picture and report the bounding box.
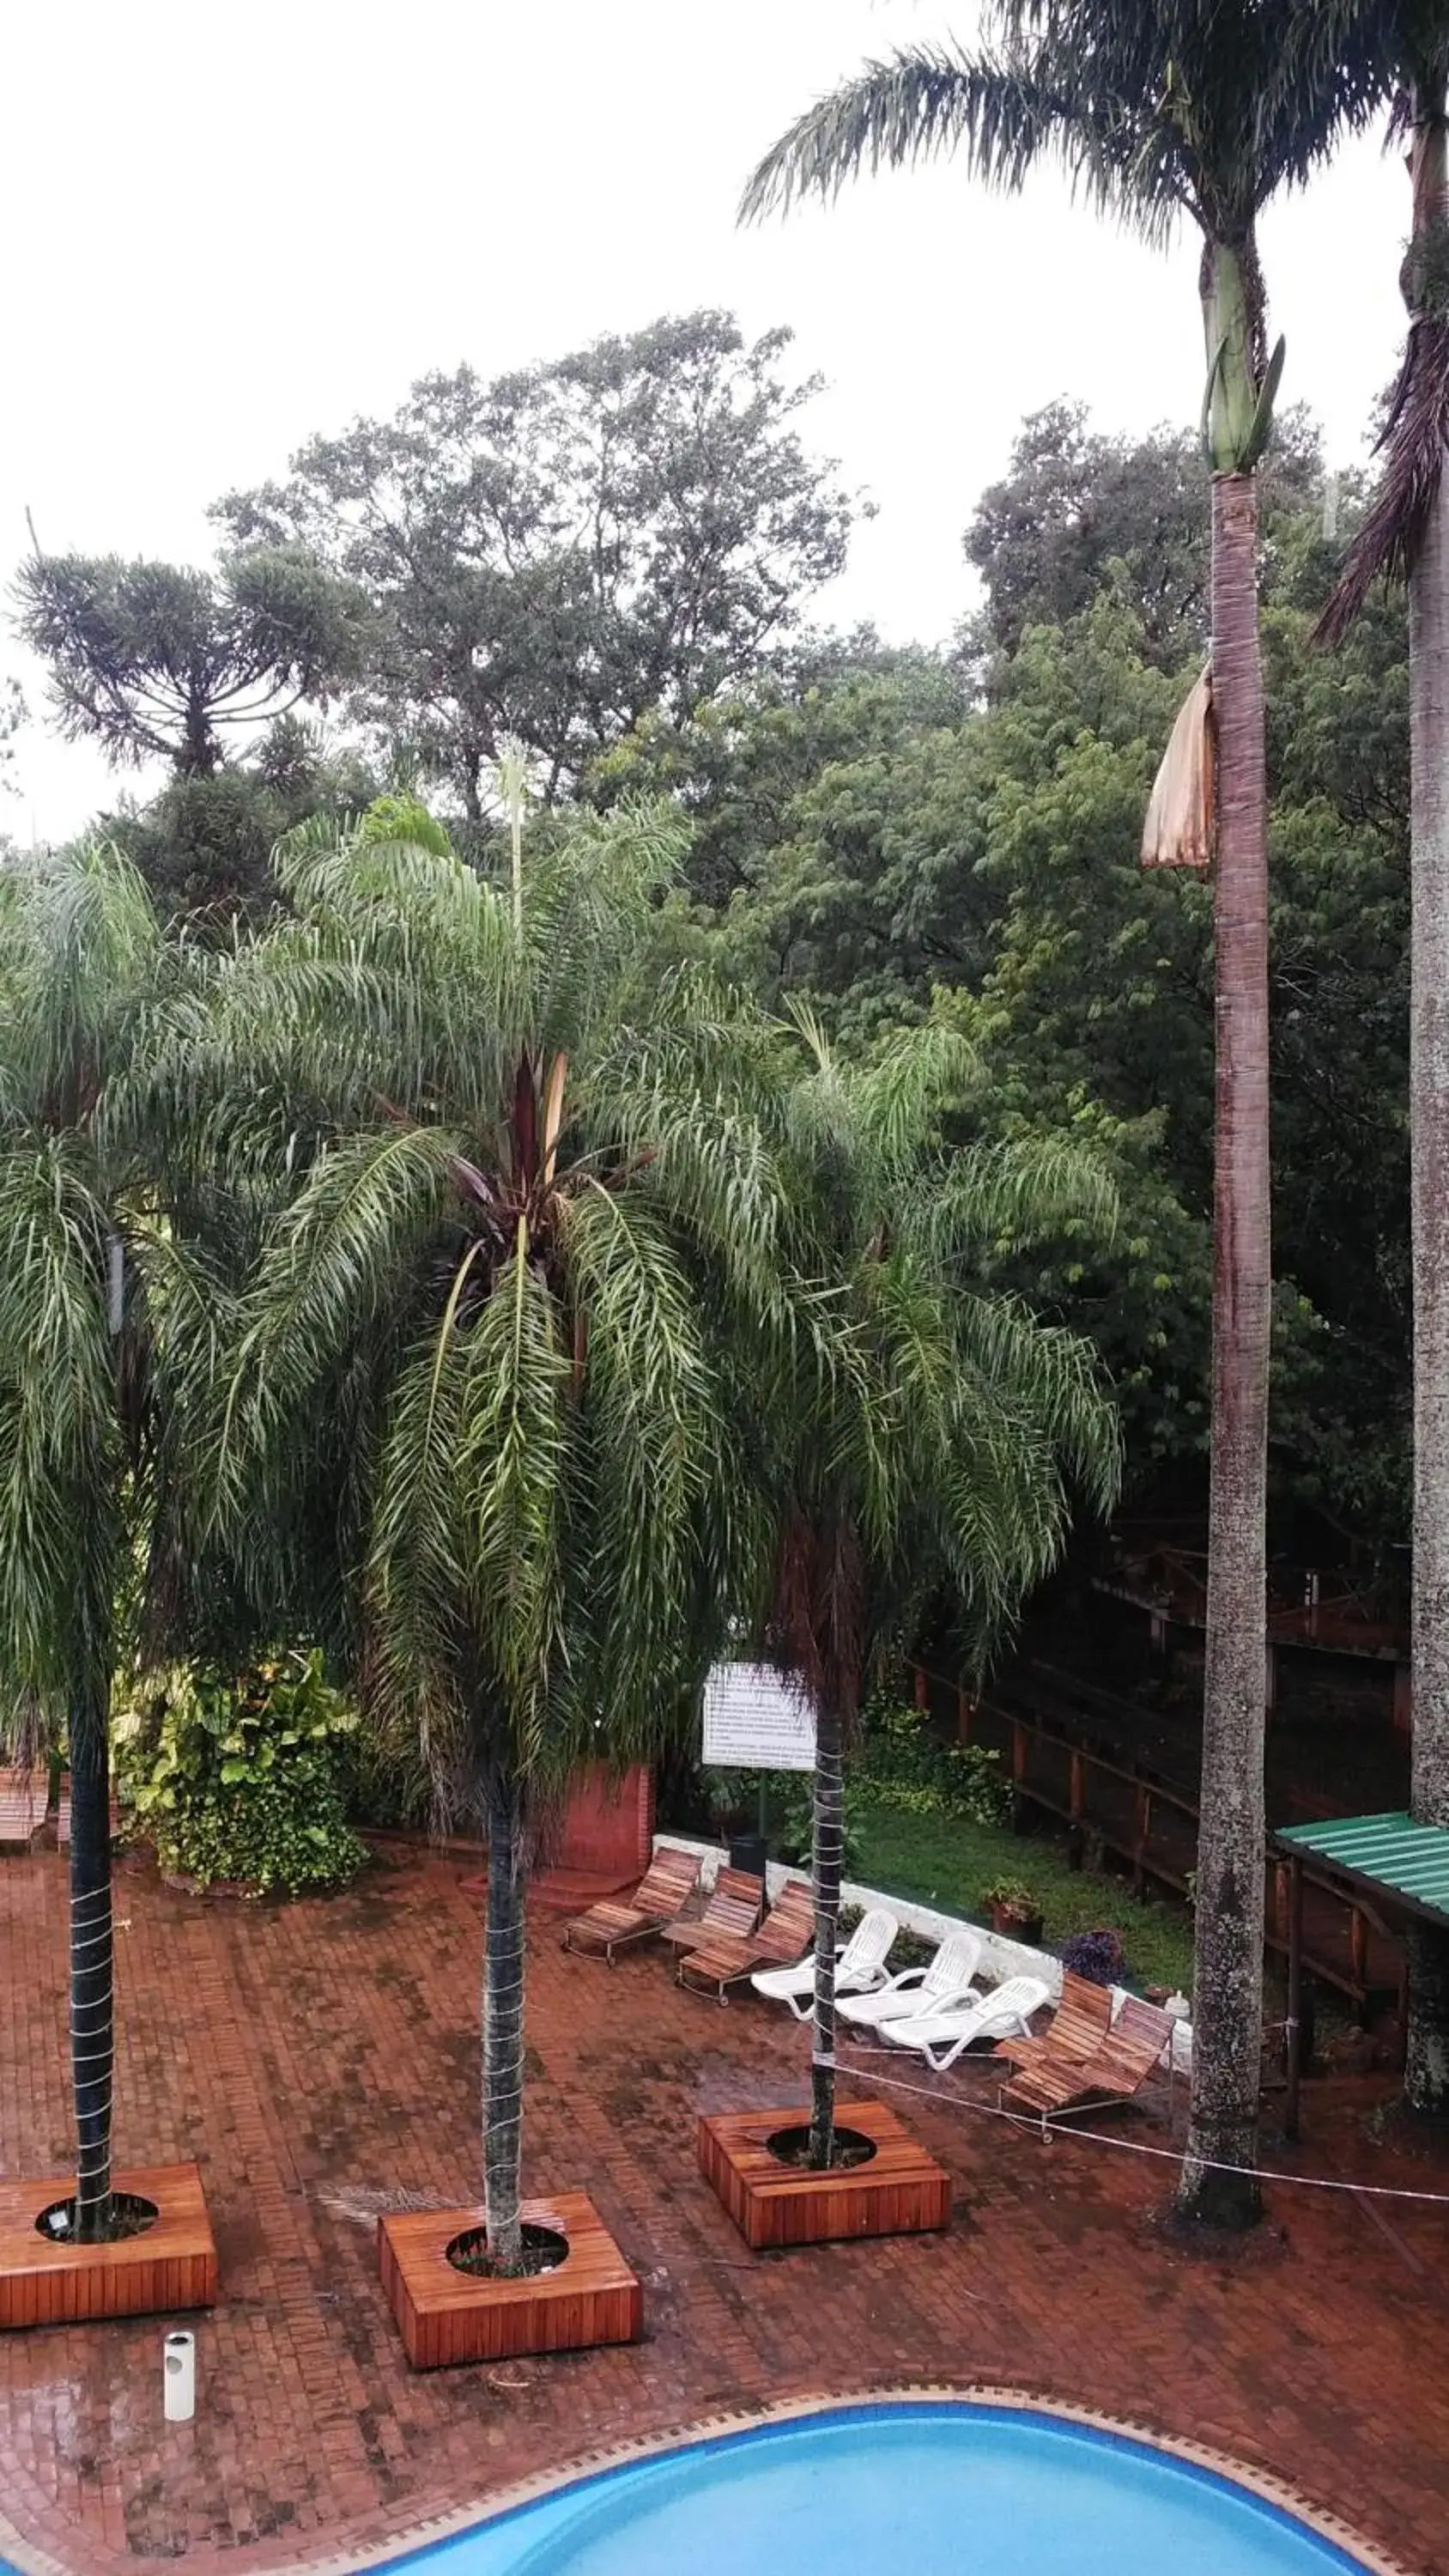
[908,1657,1403,2018]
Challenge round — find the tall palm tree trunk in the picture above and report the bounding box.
[1177,465,1270,2228]
[1405,93,1449,2121]
[70,1696,115,2242]
[809,1699,845,2168]
[482,1769,526,2271]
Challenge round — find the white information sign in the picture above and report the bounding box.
[701,1662,816,1772]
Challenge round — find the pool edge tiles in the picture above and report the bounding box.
[346,2391,1409,2576]
[0,2387,1410,2576]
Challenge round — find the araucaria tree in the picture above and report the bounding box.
[16,545,369,780]
[1317,3,1449,2117]
[743,0,1383,2224]
[766,1015,1120,2166]
[181,797,781,2269]
[0,845,167,2239]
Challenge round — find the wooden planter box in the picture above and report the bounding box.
[379,2189,642,2369]
[698,2099,951,2250]
[0,2163,218,2330]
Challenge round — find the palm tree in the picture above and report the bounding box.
[167,794,788,2271]
[743,0,1383,2226]
[1315,6,1449,2117]
[0,842,167,2240]
[762,1013,1121,2165]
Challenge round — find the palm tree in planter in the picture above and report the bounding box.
[759,1015,1120,2183]
[0,842,218,2320]
[181,795,789,2345]
[743,0,1384,2231]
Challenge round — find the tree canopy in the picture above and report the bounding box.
[213,311,858,821]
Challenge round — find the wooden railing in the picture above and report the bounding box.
[907,1657,1403,2015]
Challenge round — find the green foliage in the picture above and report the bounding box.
[0,843,169,1758]
[116,1649,367,1897]
[857,1688,1011,1824]
[214,312,857,819]
[156,795,799,1823]
[642,407,1413,1546]
[110,720,379,928]
[963,398,1325,672]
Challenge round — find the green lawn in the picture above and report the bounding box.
[852,1797,1195,1996]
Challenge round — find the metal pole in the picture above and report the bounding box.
[1285,1853,1303,2142]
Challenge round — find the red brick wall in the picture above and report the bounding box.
[555,1763,655,1875]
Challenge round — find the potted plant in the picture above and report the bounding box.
[982,1876,1045,1947]
[1058,1927,1125,1988]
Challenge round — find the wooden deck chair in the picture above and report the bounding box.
[0,1769,43,1852]
[991,1969,1113,2070]
[677,1876,815,2002]
[561,1845,702,1964]
[661,1864,764,1957]
[1002,1994,1176,2131]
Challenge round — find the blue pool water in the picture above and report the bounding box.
[379,2402,1370,2576]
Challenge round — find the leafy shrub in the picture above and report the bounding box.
[857,1690,1011,1826]
[116,1650,367,1898]
[1058,1928,1125,1987]
[347,1727,433,1831]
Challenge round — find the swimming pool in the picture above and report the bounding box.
[378,2400,1376,2576]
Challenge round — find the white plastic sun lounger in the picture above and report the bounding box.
[749,1905,898,2018]
[836,1928,984,2032]
[885,1974,1052,2074]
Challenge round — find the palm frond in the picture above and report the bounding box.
[741,46,1085,219]
[1318,313,1449,640]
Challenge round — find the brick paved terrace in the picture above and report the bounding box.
[1,1841,1445,2576]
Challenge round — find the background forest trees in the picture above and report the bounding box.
[17,318,1413,1567]
[606,405,1410,1555]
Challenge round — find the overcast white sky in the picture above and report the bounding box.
[1,0,1410,841]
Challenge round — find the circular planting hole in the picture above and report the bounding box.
[766,2123,878,2172]
[35,2190,159,2245]
[446,2221,569,2280]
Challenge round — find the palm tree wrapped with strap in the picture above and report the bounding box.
[0,846,172,2243]
[760,1010,1120,2167]
[166,788,791,2272]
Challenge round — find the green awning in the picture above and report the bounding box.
[1276,1811,1449,1926]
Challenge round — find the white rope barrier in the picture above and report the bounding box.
[842,2038,1449,2208]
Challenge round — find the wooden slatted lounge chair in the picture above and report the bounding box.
[562,1844,702,1963]
[834,1927,980,2031]
[0,1769,43,1852]
[754,1904,899,2018]
[1001,1994,1176,2130]
[991,1969,1113,2070]
[884,1974,1052,2072]
[678,1876,816,2002]
[660,1864,764,1956]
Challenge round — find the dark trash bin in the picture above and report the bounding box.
[729,1832,769,1881]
